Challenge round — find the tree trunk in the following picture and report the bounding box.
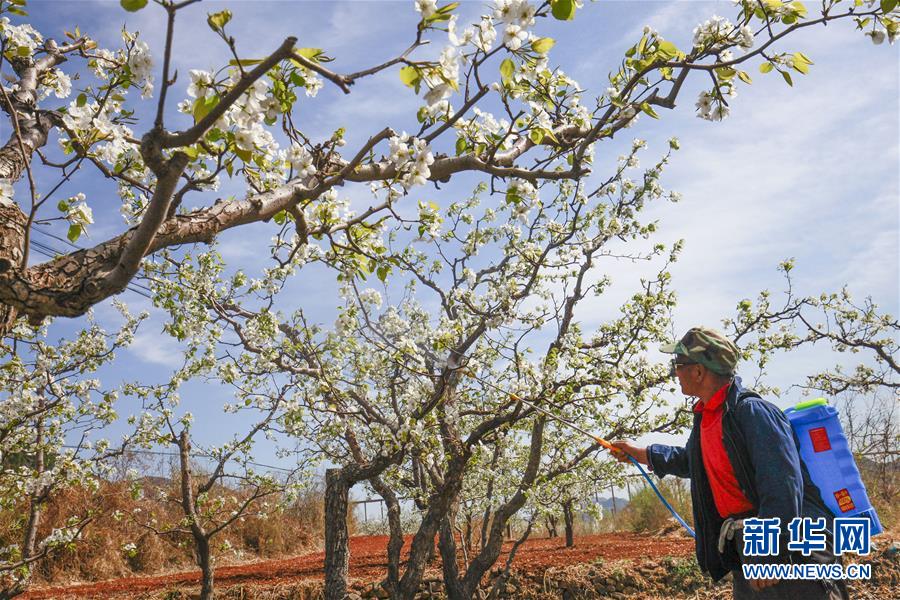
[545,515,558,538]
[563,500,575,548]
[460,417,546,598]
[0,424,44,600]
[438,515,465,600]
[196,535,215,600]
[398,453,468,599]
[369,476,402,597]
[178,430,215,600]
[324,468,351,600]
[0,199,27,333]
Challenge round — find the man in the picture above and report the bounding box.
[611,326,848,599]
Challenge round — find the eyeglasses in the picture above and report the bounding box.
[669,359,697,378]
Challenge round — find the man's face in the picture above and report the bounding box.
[672,357,703,397]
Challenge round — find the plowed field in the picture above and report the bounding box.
[24,533,693,599]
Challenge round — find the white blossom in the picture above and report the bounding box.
[475,17,497,52]
[66,194,94,227]
[127,39,154,98]
[415,0,438,19]
[502,24,528,51]
[359,289,383,308]
[0,17,42,53]
[869,30,886,45]
[288,145,316,178]
[388,132,434,189]
[187,69,214,99]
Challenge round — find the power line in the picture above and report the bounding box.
[27,236,154,301]
[31,228,155,294]
[61,444,298,474]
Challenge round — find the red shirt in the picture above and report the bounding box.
[694,383,755,518]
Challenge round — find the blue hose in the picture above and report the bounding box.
[626,454,695,538]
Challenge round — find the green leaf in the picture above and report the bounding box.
[550,0,577,21]
[273,210,287,225]
[881,0,897,13]
[715,67,737,80]
[637,35,648,56]
[67,224,82,243]
[455,136,467,156]
[531,37,555,54]
[233,146,252,162]
[759,61,774,73]
[399,65,420,88]
[376,264,390,283]
[437,2,460,13]
[76,93,87,107]
[57,200,70,212]
[657,40,679,59]
[529,128,545,144]
[500,58,515,84]
[206,10,232,32]
[790,1,808,17]
[192,95,220,123]
[738,70,753,84]
[228,58,263,67]
[781,70,793,86]
[640,102,660,119]
[120,0,148,12]
[296,47,331,63]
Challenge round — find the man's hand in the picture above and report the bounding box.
[748,577,779,591]
[610,441,649,465]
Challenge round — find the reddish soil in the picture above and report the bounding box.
[24,533,693,599]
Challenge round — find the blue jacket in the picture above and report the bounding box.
[647,377,832,581]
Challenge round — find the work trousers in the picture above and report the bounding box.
[731,529,850,600]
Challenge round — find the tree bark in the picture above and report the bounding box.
[563,500,575,548]
[177,430,215,600]
[0,199,27,331]
[460,416,545,598]
[438,514,465,600]
[545,515,558,539]
[196,535,215,600]
[324,468,351,600]
[369,475,402,597]
[398,452,467,600]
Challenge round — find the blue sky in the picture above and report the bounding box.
[10,1,899,484]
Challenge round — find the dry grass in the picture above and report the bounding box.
[0,477,328,586]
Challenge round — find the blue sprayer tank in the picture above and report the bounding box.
[784,398,883,534]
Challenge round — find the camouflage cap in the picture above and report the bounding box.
[660,326,739,376]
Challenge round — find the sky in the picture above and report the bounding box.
[6,1,899,501]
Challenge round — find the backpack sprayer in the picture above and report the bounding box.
[785,398,883,534]
[462,370,696,538]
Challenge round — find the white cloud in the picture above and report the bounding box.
[127,330,185,368]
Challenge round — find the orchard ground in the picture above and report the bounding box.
[23,529,899,600]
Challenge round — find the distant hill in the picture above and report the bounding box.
[595,496,628,514]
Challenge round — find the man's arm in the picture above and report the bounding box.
[611,441,691,479]
[647,443,691,479]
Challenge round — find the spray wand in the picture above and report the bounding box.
[462,370,695,538]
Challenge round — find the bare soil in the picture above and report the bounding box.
[23,532,693,599]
